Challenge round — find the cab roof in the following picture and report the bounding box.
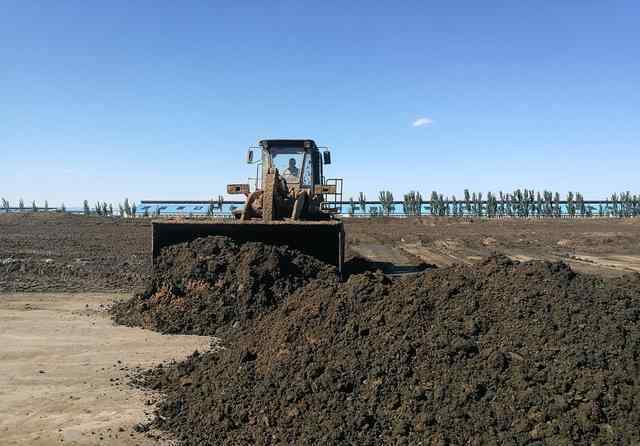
[259,139,318,150]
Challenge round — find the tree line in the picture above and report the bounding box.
[3,190,640,218]
[0,195,227,218]
[347,190,640,218]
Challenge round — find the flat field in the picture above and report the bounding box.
[347,216,640,276]
[0,214,149,292]
[2,214,639,293]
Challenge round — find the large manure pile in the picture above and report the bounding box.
[111,236,334,335]
[135,253,640,445]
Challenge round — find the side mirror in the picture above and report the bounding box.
[246,150,254,164]
[323,150,331,165]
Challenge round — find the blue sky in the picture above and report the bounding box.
[1,1,639,206]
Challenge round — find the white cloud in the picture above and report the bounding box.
[412,117,433,127]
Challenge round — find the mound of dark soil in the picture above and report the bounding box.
[111,236,334,335]
[142,256,640,445]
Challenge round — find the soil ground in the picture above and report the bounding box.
[0,213,149,292]
[0,293,210,445]
[346,217,640,276]
[2,214,640,291]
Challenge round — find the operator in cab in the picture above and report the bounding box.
[283,158,299,181]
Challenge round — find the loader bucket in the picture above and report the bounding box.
[151,219,345,275]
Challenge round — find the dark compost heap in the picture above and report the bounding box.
[114,236,640,445]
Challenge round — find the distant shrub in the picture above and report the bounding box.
[348,197,356,216]
[378,190,394,216]
[358,192,367,215]
[403,191,422,216]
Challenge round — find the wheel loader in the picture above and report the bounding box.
[151,139,345,273]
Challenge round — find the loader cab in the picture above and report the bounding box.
[256,139,329,190]
[235,137,342,217]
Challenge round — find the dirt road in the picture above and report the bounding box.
[0,293,211,445]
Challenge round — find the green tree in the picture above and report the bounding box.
[535,192,543,217]
[567,192,575,217]
[486,192,497,217]
[403,191,422,216]
[470,192,477,216]
[348,197,356,216]
[514,189,523,217]
[438,194,446,216]
[463,189,471,215]
[430,191,439,216]
[358,192,367,215]
[576,192,585,217]
[378,191,394,216]
[542,191,552,217]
